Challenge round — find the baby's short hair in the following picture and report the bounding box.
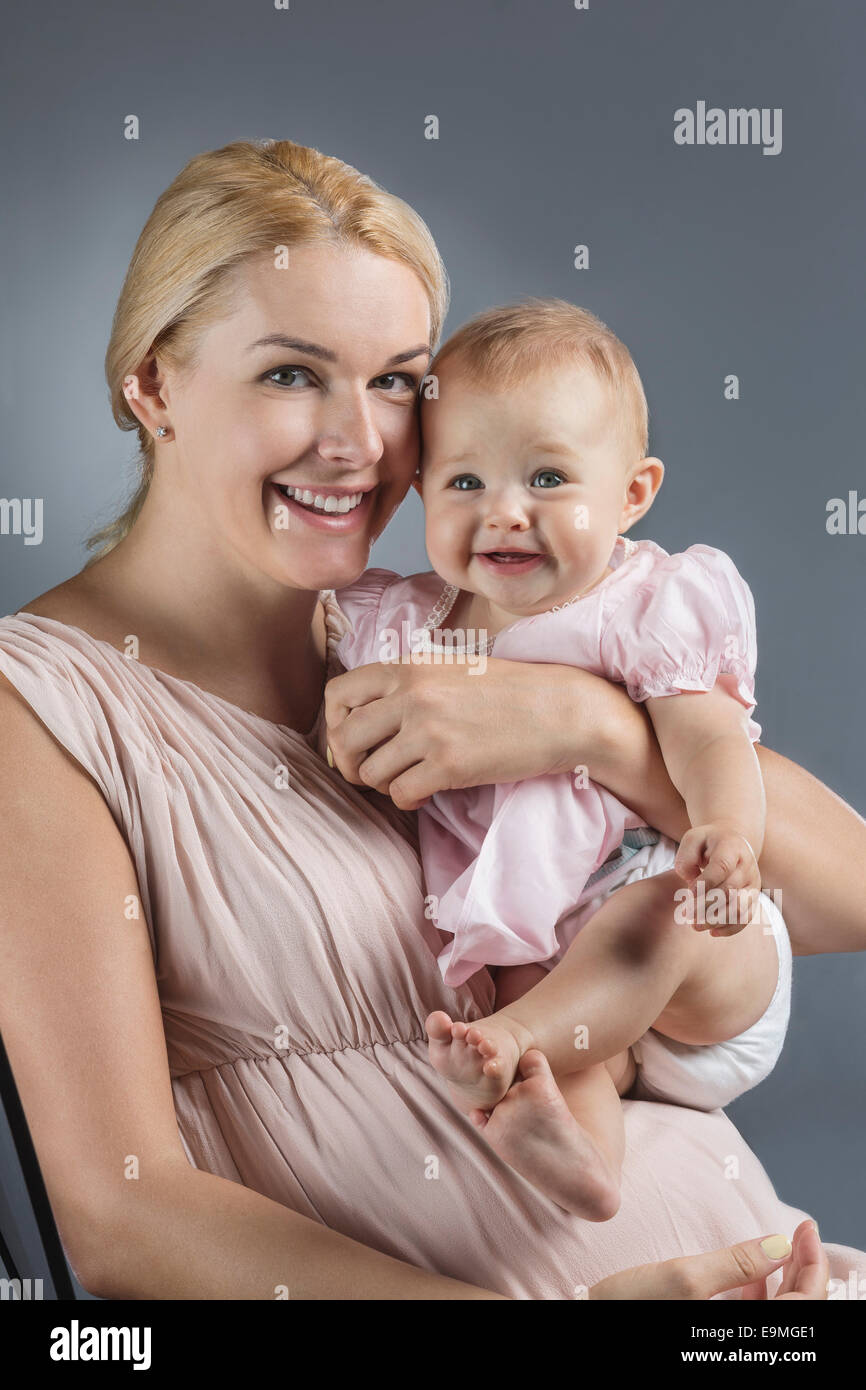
[428,298,649,461]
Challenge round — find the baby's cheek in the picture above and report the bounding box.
[427,510,468,569]
[558,511,615,567]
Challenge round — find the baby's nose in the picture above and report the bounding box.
[483,494,532,529]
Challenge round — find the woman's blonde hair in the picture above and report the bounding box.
[88,138,450,560]
[428,297,649,460]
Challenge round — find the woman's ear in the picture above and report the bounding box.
[411,473,424,499]
[619,456,664,532]
[122,352,173,440]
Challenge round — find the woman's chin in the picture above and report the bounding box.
[268,542,372,595]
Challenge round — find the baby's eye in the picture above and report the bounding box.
[450,474,484,491]
[532,469,566,488]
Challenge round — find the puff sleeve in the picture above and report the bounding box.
[329,568,402,670]
[598,545,760,738]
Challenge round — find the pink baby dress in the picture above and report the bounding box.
[333,537,760,987]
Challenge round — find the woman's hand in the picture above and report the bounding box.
[324,655,691,819]
[324,656,606,810]
[589,1220,827,1300]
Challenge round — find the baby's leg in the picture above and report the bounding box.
[427,871,779,1096]
[428,962,629,1112]
[491,870,780,1080]
[496,963,632,1178]
[496,960,638,1118]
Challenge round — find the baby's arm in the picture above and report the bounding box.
[646,685,765,924]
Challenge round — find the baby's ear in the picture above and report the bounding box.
[621,456,664,530]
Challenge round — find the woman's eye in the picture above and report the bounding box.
[450,474,484,491]
[265,365,314,389]
[264,368,417,393]
[371,372,417,393]
[532,469,566,488]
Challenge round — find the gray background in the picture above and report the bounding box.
[1,0,864,1260]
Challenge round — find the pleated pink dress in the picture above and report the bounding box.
[0,607,862,1299]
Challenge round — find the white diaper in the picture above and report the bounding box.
[553,834,793,1112]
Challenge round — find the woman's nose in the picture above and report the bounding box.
[316,388,384,468]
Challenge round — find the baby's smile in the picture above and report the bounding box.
[474,547,548,577]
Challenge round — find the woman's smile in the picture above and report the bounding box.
[268,479,378,533]
[278,484,366,514]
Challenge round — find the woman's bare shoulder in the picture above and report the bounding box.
[18,571,103,624]
[0,663,84,773]
[0,571,114,768]
[14,570,132,648]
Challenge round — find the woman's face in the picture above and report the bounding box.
[154,242,433,593]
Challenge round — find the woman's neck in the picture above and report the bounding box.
[50,511,328,732]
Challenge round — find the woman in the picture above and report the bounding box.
[0,139,862,1300]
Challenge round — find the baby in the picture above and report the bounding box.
[331,299,792,1220]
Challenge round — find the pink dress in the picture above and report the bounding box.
[1,607,862,1298]
[333,537,761,987]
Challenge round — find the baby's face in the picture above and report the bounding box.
[419,360,641,617]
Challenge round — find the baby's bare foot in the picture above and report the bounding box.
[425,1010,531,1114]
[470,1050,621,1221]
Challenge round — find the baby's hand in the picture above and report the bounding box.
[674,823,762,936]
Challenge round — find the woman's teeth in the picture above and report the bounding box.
[276,484,365,515]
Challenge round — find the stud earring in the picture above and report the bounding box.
[156,426,170,438]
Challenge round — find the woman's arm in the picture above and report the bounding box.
[756,745,866,957]
[324,656,691,835]
[325,659,866,955]
[0,679,505,1301]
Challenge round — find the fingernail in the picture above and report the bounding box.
[811,1221,820,1240]
[760,1234,792,1260]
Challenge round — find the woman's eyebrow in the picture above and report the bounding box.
[387,345,433,366]
[246,334,432,366]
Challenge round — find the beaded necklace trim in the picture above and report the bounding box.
[418,535,639,658]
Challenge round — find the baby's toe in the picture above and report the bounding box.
[517,1048,551,1080]
[425,1010,453,1042]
